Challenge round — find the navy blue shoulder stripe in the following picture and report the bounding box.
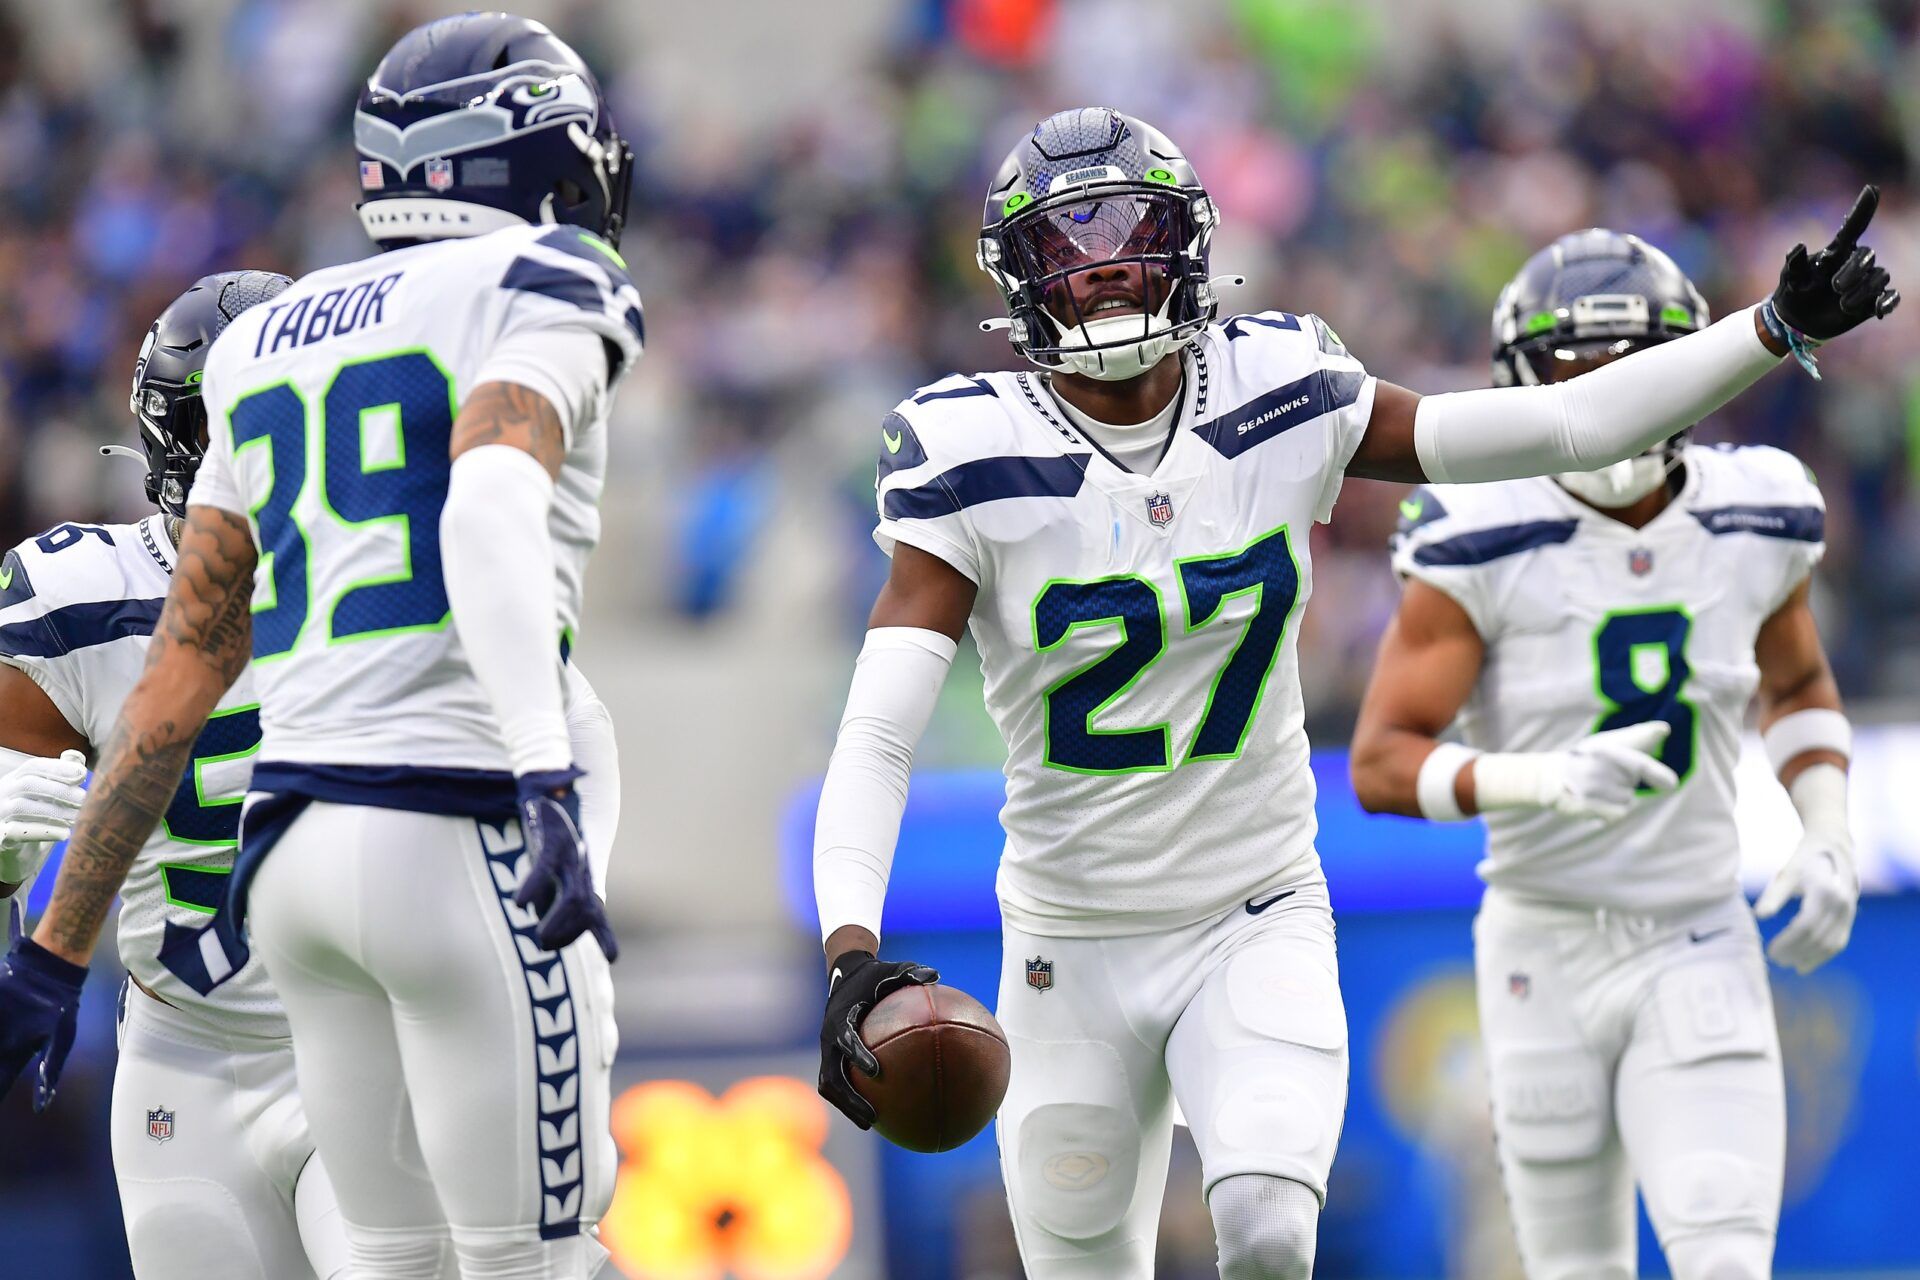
[0,548,32,608]
[875,412,928,485]
[0,597,165,659]
[537,227,635,294]
[912,378,997,404]
[1196,367,1367,458]
[883,453,1087,521]
[1689,505,1823,542]
[1411,519,1578,568]
[500,257,604,316]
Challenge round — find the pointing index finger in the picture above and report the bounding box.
[1828,184,1879,253]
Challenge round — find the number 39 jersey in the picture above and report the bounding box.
[1392,444,1826,911]
[876,313,1377,936]
[0,517,281,1030]
[190,225,643,776]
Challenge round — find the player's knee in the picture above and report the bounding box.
[1665,1229,1773,1280]
[125,1194,262,1274]
[1644,1151,1772,1241]
[1013,1102,1142,1241]
[348,1225,456,1280]
[1209,1174,1318,1280]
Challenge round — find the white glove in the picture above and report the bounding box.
[1754,763,1856,974]
[0,749,88,884]
[1474,722,1679,821]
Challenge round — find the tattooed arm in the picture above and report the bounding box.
[33,507,256,965]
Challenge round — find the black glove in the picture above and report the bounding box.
[0,926,86,1112]
[514,770,618,962]
[1769,184,1900,344]
[817,949,938,1128]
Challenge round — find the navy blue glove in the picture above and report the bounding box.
[514,769,618,961]
[0,923,86,1112]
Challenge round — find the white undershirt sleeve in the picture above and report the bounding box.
[1414,307,1782,483]
[441,444,570,777]
[564,664,621,891]
[813,627,958,944]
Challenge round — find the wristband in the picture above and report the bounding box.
[1759,298,1824,380]
[1763,708,1851,774]
[1416,742,1481,822]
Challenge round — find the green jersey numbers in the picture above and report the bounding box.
[228,350,457,659]
[1031,525,1302,775]
[1592,606,1697,783]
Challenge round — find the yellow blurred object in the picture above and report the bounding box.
[601,1076,854,1280]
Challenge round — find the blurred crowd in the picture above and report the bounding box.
[3,0,1918,743]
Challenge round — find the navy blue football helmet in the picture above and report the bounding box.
[1491,229,1709,387]
[111,271,293,518]
[354,13,632,249]
[977,108,1229,380]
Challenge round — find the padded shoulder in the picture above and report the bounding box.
[1390,478,1578,572]
[0,522,163,660]
[1690,443,1823,509]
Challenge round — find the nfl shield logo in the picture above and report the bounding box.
[1145,492,1174,527]
[1025,956,1054,993]
[146,1107,174,1144]
[1629,548,1653,576]
[425,157,454,192]
[1508,972,1530,1000]
[358,160,385,190]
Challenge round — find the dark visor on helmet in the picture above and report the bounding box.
[1000,189,1188,342]
[1518,334,1677,385]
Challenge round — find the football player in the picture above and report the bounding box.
[0,13,640,1280]
[1349,231,1855,1280]
[809,107,1895,1279]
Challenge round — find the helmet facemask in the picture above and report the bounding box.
[980,184,1218,381]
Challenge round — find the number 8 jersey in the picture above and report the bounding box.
[190,225,643,776]
[1391,444,1825,911]
[876,312,1376,936]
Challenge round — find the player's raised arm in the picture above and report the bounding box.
[442,377,616,960]
[1352,578,1677,823]
[1751,578,1857,973]
[813,542,972,1129]
[1347,186,1900,484]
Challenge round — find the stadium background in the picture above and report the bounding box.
[3,0,1919,1275]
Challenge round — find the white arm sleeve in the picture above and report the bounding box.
[1414,307,1782,484]
[472,326,609,447]
[813,627,957,943]
[441,444,570,776]
[564,664,621,890]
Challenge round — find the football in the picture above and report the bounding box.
[852,983,1011,1153]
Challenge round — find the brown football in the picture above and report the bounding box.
[851,983,1011,1153]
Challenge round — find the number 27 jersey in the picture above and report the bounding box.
[876,313,1376,936]
[189,225,643,778]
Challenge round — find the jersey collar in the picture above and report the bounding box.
[139,514,177,574]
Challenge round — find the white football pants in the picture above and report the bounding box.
[995,877,1348,1279]
[1475,888,1785,1280]
[112,983,348,1279]
[247,802,619,1280]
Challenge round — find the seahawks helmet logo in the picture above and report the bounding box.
[355,62,599,180]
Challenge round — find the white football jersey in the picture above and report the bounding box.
[0,516,281,1029]
[189,225,642,788]
[1392,444,1825,911]
[876,312,1377,936]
